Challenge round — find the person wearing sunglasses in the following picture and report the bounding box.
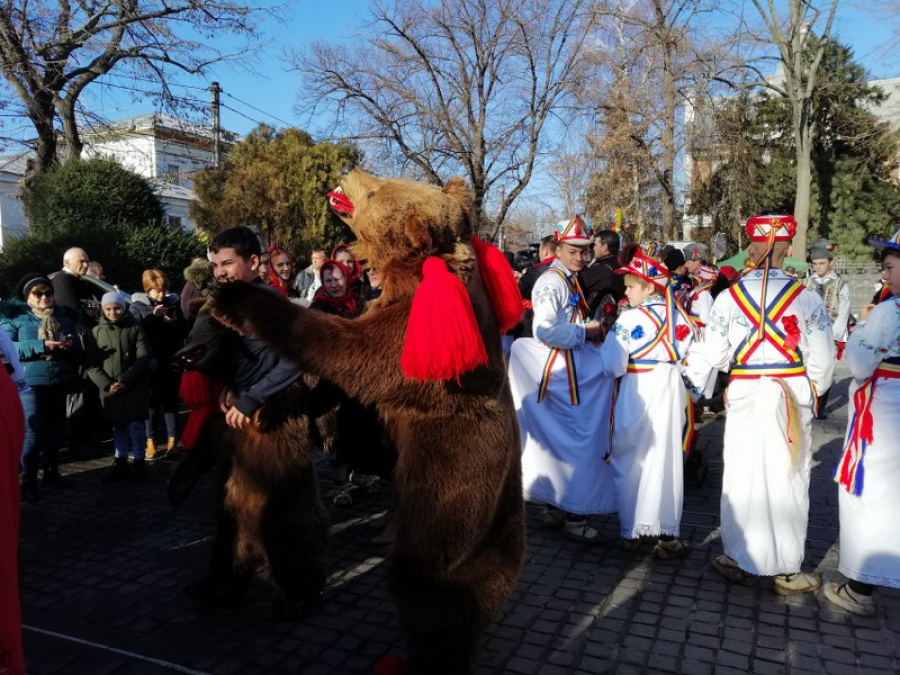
[0,274,82,503]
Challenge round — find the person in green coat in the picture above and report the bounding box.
[87,292,150,482]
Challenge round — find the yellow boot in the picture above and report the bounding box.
[146,438,157,460]
[166,436,177,455]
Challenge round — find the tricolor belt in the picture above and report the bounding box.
[730,363,807,379]
[627,358,666,373]
[835,358,900,496]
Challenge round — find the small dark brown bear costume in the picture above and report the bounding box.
[210,169,526,675]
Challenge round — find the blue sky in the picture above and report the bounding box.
[77,1,900,139]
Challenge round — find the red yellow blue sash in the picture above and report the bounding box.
[836,361,900,496]
[537,269,589,405]
[729,280,805,365]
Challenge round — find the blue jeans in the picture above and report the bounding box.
[112,421,147,460]
[20,385,67,478]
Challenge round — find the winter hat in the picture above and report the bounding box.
[15,273,53,300]
[101,291,126,308]
[809,247,833,261]
[660,245,685,272]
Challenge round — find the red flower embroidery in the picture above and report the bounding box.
[783,315,800,351]
[675,324,690,341]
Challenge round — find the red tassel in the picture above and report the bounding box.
[401,257,488,380]
[178,372,223,451]
[471,234,524,332]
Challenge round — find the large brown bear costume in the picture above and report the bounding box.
[210,169,526,675]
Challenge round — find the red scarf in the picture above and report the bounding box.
[313,260,360,317]
[267,247,294,297]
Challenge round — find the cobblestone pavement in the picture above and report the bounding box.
[17,362,900,674]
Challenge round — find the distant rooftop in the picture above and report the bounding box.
[81,113,240,144]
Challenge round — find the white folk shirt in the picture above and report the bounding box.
[686,268,835,575]
[509,259,616,515]
[593,297,695,538]
[805,270,851,342]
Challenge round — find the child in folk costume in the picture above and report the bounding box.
[593,249,698,558]
[823,229,900,616]
[686,214,835,595]
[509,217,616,544]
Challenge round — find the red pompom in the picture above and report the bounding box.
[675,324,690,341]
[470,234,523,332]
[375,655,405,675]
[401,257,488,381]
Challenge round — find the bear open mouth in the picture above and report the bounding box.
[327,188,355,217]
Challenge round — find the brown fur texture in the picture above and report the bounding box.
[210,169,525,675]
[226,383,329,604]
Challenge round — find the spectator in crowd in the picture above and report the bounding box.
[130,270,188,459]
[509,217,615,543]
[87,292,151,483]
[363,267,383,301]
[86,261,105,280]
[294,247,327,304]
[594,249,697,558]
[824,228,900,616]
[257,250,271,282]
[331,243,363,295]
[1,274,81,502]
[0,329,25,675]
[51,247,98,327]
[686,214,835,596]
[581,229,625,336]
[268,247,300,299]
[516,235,557,339]
[311,260,363,318]
[805,245,851,418]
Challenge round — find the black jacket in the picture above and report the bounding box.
[580,254,625,315]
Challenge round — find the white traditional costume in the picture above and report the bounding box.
[687,215,835,581]
[834,229,900,589]
[510,217,616,518]
[594,250,698,541]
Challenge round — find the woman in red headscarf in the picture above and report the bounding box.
[267,247,300,299]
[311,260,363,318]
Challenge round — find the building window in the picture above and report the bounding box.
[164,215,183,230]
[166,163,181,185]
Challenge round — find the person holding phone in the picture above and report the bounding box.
[0,273,82,503]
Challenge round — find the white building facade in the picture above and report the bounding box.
[0,113,236,248]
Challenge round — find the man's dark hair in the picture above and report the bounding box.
[540,235,558,255]
[209,226,262,258]
[594,229,620,255]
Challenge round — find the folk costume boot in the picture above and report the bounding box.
[102,456,131,484]
[146,438,159,460]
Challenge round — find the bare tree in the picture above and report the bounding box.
[297,0,597,239]
[584,0,733,241]
[0,0,271,184]
[749,0,839,254]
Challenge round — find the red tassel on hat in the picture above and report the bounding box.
[401,257,488,381]
[471,234,524,332]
